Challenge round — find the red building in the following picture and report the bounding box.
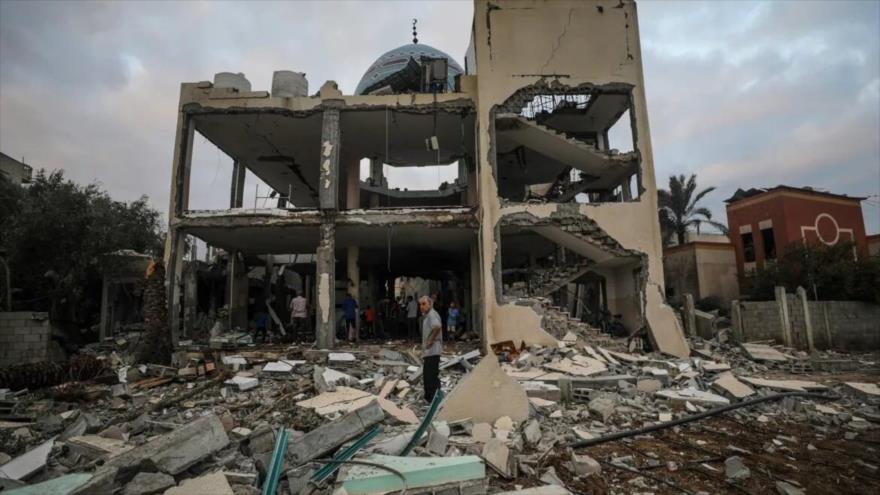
[724,186,868,280]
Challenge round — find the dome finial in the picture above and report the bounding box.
[412,18,418,44]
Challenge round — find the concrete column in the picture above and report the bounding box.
[345,158,360,210]
[230,161,246,208]
[469,239,482,341]
[683,293,696,337]
[620,175,632,201]
[100,276,110,341]
[730,300,743,343]
[796,286,815,352]
[369,158,383,208]
[316,222,336,349]
[183,262,198,338]
[167,229,186,346]
[319,102,343,211]
[774,286,793,347]
[228,251,249,330]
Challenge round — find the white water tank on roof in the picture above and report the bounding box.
[272,71,308,98]
[213,72,251,92]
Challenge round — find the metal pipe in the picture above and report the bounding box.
[570,391,839,449]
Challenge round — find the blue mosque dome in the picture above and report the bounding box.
[355,43,464,95]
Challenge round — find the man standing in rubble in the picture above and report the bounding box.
[289,290,309,342]
[419,295,442,402]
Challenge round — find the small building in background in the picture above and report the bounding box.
[663,233,739,307]
[868,233,880,257]
[0,152,33,185]
[724,186,869,285]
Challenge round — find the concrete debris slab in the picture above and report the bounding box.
[472,423,493,443]
[296,387,375,416]
[712,372,756,399]
[323,368,355,387]
[701,361,731,372]
[376,397,418,424]
[562,332,578,343]
[440,350,481,370]
[637,379,662,393]
[67,435,133,460]
[164,471,233,495]
[544,358,606,377]
[481,438,511,477]
[438,356,529,424]
[528,397,557,409]
[224,376,259,391]
[0,437,55,481]
[337,454,485,494]
[261,361,295,373]
[741,343,789,362]
[523,419,542,445]
[844,382,880,397]
[605,350,646,363]
[122,472,175,495]
[656,387,730,406]
[740,377,827,392]
[522,381,562,401]
[427,422,450,455]
[329,352,357,363]
[288,400,384,465]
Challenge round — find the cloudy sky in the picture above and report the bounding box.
[1,0,878,233]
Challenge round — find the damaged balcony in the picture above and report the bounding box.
[494,89,641,204]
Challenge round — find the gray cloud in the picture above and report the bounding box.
[1,0,878,233]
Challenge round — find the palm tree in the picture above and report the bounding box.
[658,174,728,246]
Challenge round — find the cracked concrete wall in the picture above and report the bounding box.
[473,0,688,357]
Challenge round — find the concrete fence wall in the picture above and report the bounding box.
[731,287,880,351]
[0,311,52,366]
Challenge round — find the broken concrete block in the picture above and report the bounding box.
[523,419,541,446]
[471,423,493,443]
[288,400,384,465]
[712,372,755,399]
[587,393,618,422]
[1,473,91,494]
[494,416,514,431]
[296,386,375,416]
[521,381,561,401]
[122,472,175,495]
[80,414,229,490]
[844,382,880,397]
[337,454,485,494]
[636,379,662,393]
[569,452,601,477]
[67,435,133,460]
[740,377,826,392]
[427,422,450,455]
[437,356,529,424]
[224,376,259,391]
[724,456,750,481]
[481,438,511,477]
[0,437,54,481]
[740,343,789,362]
[164,471,234,495]
[656,387,730,406]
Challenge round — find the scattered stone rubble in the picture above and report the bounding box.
[0,327,878,494]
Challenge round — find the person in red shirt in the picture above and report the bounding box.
[363,305,376,338]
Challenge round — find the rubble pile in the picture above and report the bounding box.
[0,330,877,494]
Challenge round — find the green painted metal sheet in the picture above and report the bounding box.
[338,454,485,494]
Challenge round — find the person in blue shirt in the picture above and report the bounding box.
[342,293,359,343]
[446,300,461,339]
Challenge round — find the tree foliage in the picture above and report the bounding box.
[744,241,880,303]
[658,174,728,246]
[0,170,164,329]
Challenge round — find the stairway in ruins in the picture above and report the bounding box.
[538,301,630,352]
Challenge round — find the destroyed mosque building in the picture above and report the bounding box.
[163,0,688,357]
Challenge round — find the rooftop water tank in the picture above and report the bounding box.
[272,71,308,98]
[213,72,251,92]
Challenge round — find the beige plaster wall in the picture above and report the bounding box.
[472,0,688,357]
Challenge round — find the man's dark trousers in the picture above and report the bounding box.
[423,355,441,402]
